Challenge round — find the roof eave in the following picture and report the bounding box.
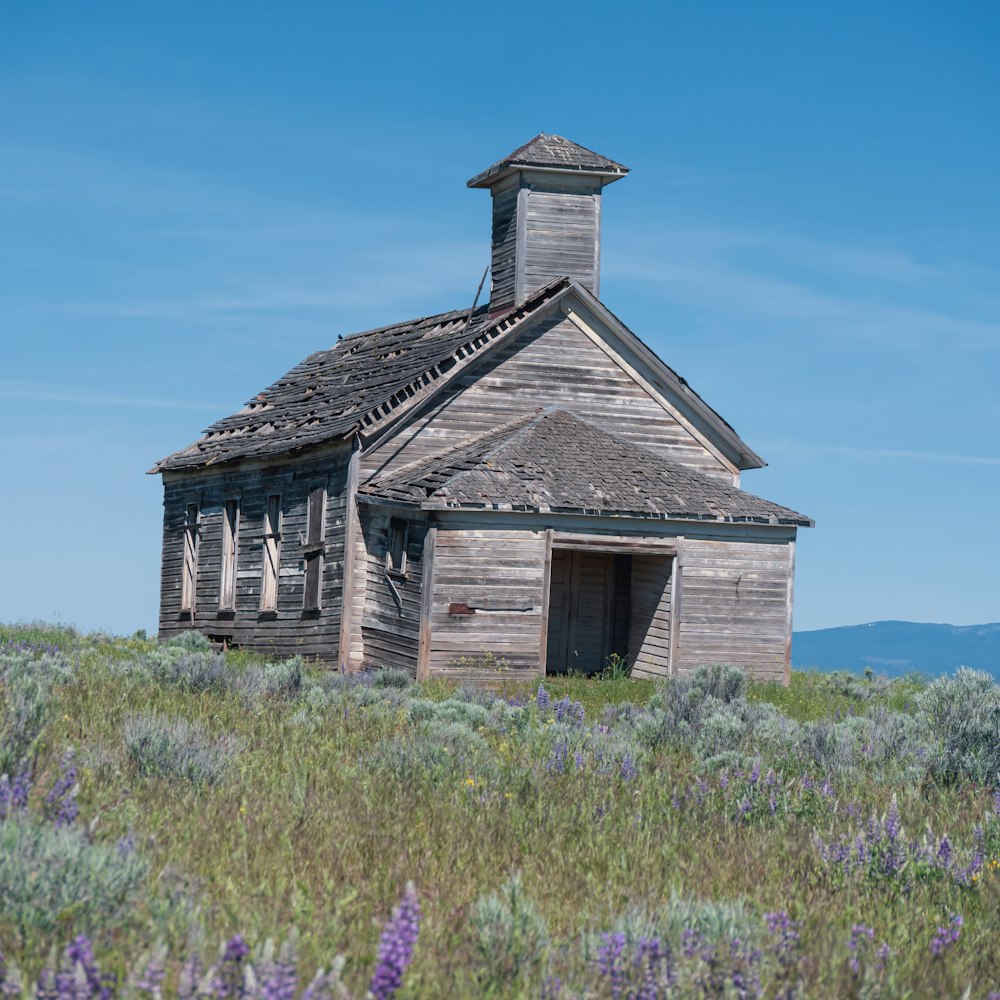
[467,164,629,189]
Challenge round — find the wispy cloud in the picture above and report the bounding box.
[760,440,1000,466]
[605,223,1000,352]
[0,379,233,411]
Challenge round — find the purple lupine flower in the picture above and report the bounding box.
[540,976,563,999]
[635,937,673,1000]
[574,751,586,772]
[768,795,778,816]
[765,911,799,960]
[547,741,568,774]
[738,797,752,820]
[682,928,703,960]
[213,935,250,998]
[749,759,761,785]
[260,954,297,1000]
[177,956,203,1000]
[46,751,78,828]
[620,755,637,783]
[596,932,627,1000]
[937,836,953,868]
[133,955,166,997]
[847,925,875,974]
[930,914,962,957]
[536,684,550,713]
[55,935,115,1000]
[885,799,901,842]
[370,882,421,1000]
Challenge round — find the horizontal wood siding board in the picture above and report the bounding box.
[428,525,546,677]
[675,536,794,680]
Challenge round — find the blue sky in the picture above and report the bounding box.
[1,1,998,635]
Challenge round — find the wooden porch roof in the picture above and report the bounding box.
[359,408,813,527]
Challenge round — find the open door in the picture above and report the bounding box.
[545,550,631,674]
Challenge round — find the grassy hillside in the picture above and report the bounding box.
[2,623,1000,998]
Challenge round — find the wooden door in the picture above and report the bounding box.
[546,549,615,674]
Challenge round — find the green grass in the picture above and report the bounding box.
[2,625,999,998]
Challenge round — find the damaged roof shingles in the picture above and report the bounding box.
[360,409,813,527]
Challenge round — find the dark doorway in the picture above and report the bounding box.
[545,550,631,674]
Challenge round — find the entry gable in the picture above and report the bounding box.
[557,283,765,474]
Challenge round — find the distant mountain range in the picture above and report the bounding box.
[791,621,1000,680]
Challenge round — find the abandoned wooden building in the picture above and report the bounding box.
[151,134,813,683]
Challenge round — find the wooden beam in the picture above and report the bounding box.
[538,528,553,677]
[784,539,796,687]
[668,537,685,676]
[337,436,361,670]
[416,523,437,681]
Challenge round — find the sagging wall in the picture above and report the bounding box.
[158,444,351,660]
[354,506,429,675]
[674,537,794,683]
[427,526,548,680]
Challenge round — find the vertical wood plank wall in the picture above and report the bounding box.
[489,179,519,312]
[158,444,351,660]
[674,537,792,681]
[628,555,673,679]
[428,527,547,679]
[362,313,730,482]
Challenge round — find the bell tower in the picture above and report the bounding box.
[467,134,628,314]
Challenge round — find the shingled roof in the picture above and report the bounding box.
[467,133,629,188]
[360,408,813,526]
[150,280,571,473]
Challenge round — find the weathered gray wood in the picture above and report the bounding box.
[336,438,360,667]
[417,523,436,681]
[785,540,796,686]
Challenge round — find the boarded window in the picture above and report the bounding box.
[387,518,408,575]
[181,503,199,611]
[261,495,281,611]
[219,499,239,610]
[303,486,325,611]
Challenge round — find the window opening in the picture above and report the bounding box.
[261,495,281,611]
[181,503,200,612]
[219,499,239,610]
[387,518,409,576]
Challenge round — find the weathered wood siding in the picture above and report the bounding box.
[428,527,547,679]
[362,312,730,481]
[628,555,673,679]
[158,444,351,660]
[355,507,428,675]
[489,178,519,313]
[674,537,792,682]
[522,187,599,297]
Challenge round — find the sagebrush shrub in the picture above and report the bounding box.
[471,873,550,994]
[123,712,242,785]
[0,816,149,938]
[916,668,1000,786]
[0,649,73,771]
